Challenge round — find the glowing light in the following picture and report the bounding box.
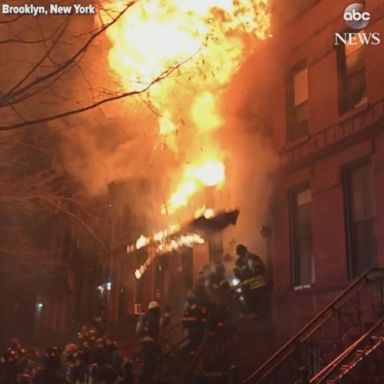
[136,235,150,249]
[189,161,225,187]
[135,270,141,280]
[128,224,182,253]
[155,233,205,254]
[159,111,178,151]
[162,161,225,214]
[194,207,215,219]
[133,232,205,279]
[191,92,223,132]
[36,302,44,313]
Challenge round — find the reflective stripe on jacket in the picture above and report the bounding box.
[243,275,267,290]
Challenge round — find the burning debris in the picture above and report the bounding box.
[130,209,239,279]
[128,208,239,253]
[133,232,206,280]
[190,208,239,233]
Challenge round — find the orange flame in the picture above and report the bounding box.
[101,0,270,216]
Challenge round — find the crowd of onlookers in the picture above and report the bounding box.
[0,325,134,384]
[0,244,269,384]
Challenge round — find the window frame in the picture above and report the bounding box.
[336,31,367,114]
[289,183,315,289]
[343,159,377,279]
[286,61,309,142]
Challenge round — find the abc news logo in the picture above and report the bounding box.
[334,3,381,46]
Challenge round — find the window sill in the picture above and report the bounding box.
[338,98,369,124]
[283,132,310,152]
[293,284,313,291]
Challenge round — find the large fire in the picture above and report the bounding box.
[100,0,270,218]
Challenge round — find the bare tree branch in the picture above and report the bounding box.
[1,19,70,103]
[0,58,190,131]
[0,1,135,107]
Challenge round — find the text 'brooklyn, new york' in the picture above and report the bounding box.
[1,4,97,16]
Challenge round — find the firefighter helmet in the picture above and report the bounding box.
[236,243,247,256]
[148,301,160,310]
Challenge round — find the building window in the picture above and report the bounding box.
[337,33,366,114]
[344,161,376,278]
[286,62,309,141]
[290,186,315,288]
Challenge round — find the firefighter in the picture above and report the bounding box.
[234,244,269,318]
[206,262,234,345]
[207,262,232,304]
[182,289,208,353]
[136,301,161,379]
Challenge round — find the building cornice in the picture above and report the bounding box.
[280,98,384,173]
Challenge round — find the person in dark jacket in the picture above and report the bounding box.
[234,244,269,317]
[138,301,161,379]
[182,287,210,353]
[99,362,118,384]
[207,262,232,304]
[32,347,69,384]
[117,359,134,384]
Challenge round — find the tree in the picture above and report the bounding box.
[0,1,183,131]
[0,0,194,341]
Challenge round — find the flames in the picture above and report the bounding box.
[133,232,205,280]
[128,223,181,253]
[100,0,270,217]
[161,160,225,215]
[128,207,214,255]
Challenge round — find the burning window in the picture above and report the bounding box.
[337,33,366,113]
[343,161,377,278]
[286,62,309,141]
[290,185,314,288]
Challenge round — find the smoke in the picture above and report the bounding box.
[220,44,279,258]
[55,4,279,243]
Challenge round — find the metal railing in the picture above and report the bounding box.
[311,314,384,383]
[243,268,384,384]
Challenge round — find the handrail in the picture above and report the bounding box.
[159,320,183,341]
[243,267,384,383]
[311,314,384,383]
[135,334,189,382]
[153,290,243,382]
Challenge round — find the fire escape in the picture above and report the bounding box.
[243,268,384,384]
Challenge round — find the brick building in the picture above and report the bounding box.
[265,0,384,336]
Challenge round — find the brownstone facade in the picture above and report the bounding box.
[266,0,384,337]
